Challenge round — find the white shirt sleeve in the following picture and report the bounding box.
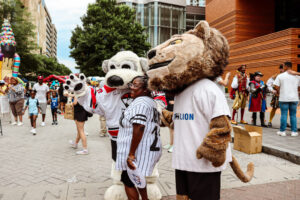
[246,77,250,89]
[273,76,280,87]
[266,78,274,92]
[130,104,149,126]
[231,76,238,89]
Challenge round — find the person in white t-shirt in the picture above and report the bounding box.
[33,76,49,126]
[214,72,231,93]
[273,62,300,137]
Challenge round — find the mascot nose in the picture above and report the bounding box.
[107,75,124,87]
[147,50,156,59]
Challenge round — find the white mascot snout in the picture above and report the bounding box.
[64,51,163,200]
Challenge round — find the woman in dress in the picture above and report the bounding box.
[116,76,162,200]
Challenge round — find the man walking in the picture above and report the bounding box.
[274,62,300,136]
[33,76,49,126]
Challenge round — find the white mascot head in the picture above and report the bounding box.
[102,51,149,89]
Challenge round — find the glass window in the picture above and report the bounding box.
[160,5,171,27]
[160,27,171,44]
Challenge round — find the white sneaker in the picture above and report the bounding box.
[277,131,286,136]
[76,149,88,155]
[41,122,46,126]
[163,144,171,149]
[69,140,78,149]
[32,129,36,135]
[30,128,34,133]
[168,145,173,153]
[85,132,89,136]
[11,122,17,125]
[17,122,23,126]
[291,132,299,137]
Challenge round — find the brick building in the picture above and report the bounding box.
[206,0,300,85]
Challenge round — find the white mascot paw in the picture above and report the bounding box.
[64,73,88,97]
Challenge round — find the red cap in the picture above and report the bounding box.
[38,76,44,80]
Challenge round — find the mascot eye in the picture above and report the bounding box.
[110,65,116,69]
[66,80,71,85]
[121,64,131,69]
[170,39,182,45]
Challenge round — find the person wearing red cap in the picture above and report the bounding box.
[33,76,49,126]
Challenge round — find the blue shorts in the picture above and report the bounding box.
[29,113,38,117]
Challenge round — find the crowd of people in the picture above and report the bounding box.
[219,62,299,137]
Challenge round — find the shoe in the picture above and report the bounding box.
[85,132,89,136]
[30,128,34,133]
[69,140,78,149]
[55,121,58,125]
[11,122,17,125]
[168,146,173,153]
[41,122,46,126]
[163,144,171,149]
[277,131,286,136]
[32,129,36,135]
[52,121,55,125]
[100,133,106,137]
[291,132,298,137]
[17,122,23,126]
[76,149,88,155]
[268,122,272,128]
[231,120,237,125]
[240,120,248,124]
[261,123,267,127]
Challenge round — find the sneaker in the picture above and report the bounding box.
[52,121,55,125]
[240,120,248,124]
[277,131,286,136]
[76,149,88,155]
[55,121,58,125]
[163,144,171,150]
[17,122,23,126]
[41,122,46,126]
[69,140,78,149]
[30,128,34,133]
[168,145,173,153]
[231,120,237,125]
[11,122,17,125]
[291,132,298,137]
[32,129,36,135]
[268,122,272,128]
[85,132,89,136]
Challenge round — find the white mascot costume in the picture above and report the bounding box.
[64,51,164,200]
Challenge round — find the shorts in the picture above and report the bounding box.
[121,171,135,188]
[60,95,67,103]
[51,108,57,115]
[39,103,47,114]
[232,91,247,110]
[74,104,89,122]
[29,113,38,117]
[176,170,221,200]
[9,99,24,117]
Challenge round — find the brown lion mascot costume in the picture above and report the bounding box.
[146,21,254,200]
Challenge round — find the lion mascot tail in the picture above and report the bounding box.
[230,156,254,183]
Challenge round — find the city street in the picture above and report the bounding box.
[0,100,299,200]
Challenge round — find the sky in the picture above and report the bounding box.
[46,0,95,73]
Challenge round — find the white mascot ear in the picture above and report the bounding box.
[102,60,109,74]
[194,20,211,39]
[140,57,149,73]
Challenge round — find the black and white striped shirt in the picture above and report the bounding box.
[116,96,162,176]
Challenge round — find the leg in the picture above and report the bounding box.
[169,128,174,146]
[42,114,46,122]
[137,187,148,200]
[260,112,266,127]
[9,102,18,122]
[77,121,87,149]
[269,108,276,123]
[232,109,236,121]
[75,120,81,144]
[32,115,37,128]
[18,115,23,123]
[54,112,57,121]
[175,170,189,200]
[30,115,34,127]
[252,112,257,125]
[279,102,288,132]
[288,102,298,132]
[241,108,245,121]
[124,186,139,200]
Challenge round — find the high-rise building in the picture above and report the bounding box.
[20,0,57,58]
[117,0,186,47]
[206,0,300,84]
[186,0,205,31]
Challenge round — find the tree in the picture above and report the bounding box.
[70,0,151,76]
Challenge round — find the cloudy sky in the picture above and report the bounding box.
[46,0,95,73]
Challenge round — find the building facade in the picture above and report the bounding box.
[20,0,57,58]
[186,0,205,31]
[206,0,300,85]
[117,0,186,47]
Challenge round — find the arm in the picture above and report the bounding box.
[249,83,261,94]
[127,123,145,170]
[73,97,78,106]
[287,70,300,76]
[218,72,231,86]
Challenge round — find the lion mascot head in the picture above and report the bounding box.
[147,21,229,93]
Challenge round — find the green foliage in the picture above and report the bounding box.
[70,0,151,76]
[0,0,71,80]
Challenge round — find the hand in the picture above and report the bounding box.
[226,72,231,78]
[64,73,88,97]
[272,90,277,95]
[127,154,136,170]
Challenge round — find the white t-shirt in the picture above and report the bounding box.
[172,78,232,172]
[116,96,162,176]
[33,83,49,103]
[273,72,300,102]
[214,76,225,93]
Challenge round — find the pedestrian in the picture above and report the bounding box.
[249,72,267,126]
[215,72,231,93]
[116,76,162,200]
[274,62,300,137]
[231,65,249,125]
[69,96,90,155]
[33,76,49,126]
[6,77,24,126]
[266,65,284,127]
[0,80,11,123]
[49,91,58,125]
[23,90,40,135]
[58,84,67,114]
